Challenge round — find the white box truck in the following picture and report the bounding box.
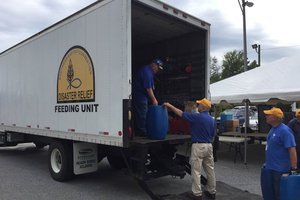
[0,0,210,186]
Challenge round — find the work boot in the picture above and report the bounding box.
[187,192,202,200]
[204,191,216,199]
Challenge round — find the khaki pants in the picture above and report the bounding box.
[190,143,216,196]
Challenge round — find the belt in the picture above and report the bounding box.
[192,141,211,144]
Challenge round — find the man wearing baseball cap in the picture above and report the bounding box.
[261,107,297,200]
[163,98,216,200]
[288,109,300,168]
[132,59,163,136]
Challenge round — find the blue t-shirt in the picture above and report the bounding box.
[266,123,296,172]
[182,111,215,143]
[132,65,154,102]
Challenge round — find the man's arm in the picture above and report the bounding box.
[163,102,183,117]
[288,147,297,169]
[146,88,158,105]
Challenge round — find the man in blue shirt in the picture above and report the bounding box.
[163,98,216,200]
[261,107,297,200]
[288,109,300,168]
[132,59,163,136]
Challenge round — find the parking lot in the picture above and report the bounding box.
[0,142,264,200]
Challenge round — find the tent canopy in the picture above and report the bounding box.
[210,56,300,104]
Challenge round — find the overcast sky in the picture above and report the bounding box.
[1,0,300,66]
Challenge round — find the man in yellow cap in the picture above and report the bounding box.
[288,109,300,168]
[261,107,297,200]
[163,98,216,200]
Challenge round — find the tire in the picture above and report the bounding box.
[48,141,73,182]
[34,142,47,149]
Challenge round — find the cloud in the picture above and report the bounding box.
[164,0,300,65]
[0,0,95,52]
[1,0,299,66]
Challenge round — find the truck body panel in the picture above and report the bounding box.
[0,0,210,149]
[0,0,130,147]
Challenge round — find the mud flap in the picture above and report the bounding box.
[73,142,98,175]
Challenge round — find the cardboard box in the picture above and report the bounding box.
[225,120,240,131]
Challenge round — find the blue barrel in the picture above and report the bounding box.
[280,174,300,200]
[220,114,233,132]
[220,114,233,124]
[146,105,168,140]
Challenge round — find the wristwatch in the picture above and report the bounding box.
[290,168,298,175]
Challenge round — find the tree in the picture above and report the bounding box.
[210,56,221,84]
[221,50,244,79]
[248,60,258,70]
[211,50,259,83]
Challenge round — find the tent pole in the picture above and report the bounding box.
[244,100,249,165]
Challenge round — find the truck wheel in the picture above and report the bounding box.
[48,141,73,182]
[107,155,126,169]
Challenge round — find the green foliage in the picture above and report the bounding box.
[248,60,258,70]
[221,50,244,79]
[213,103,233,117]
[210,50,259,83]
[210,56,221,84]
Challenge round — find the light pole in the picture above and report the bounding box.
[238,0,254,72]
[252,44,261,67]
[238,0,253,165]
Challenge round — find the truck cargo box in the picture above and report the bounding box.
[0,0,211,187]
[0,0,210,148]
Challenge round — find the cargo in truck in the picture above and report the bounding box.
[0,0,210,190]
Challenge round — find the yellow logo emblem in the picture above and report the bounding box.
[57,46,95,103]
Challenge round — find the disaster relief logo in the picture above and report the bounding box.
[55,46,98,113]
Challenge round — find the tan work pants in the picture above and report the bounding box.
[190,143,216,196]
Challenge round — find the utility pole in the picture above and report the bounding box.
[238,0,254,165]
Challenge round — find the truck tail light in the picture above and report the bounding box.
[123,99,133,146]
[128,127,133,139]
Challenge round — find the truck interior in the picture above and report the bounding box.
[131,1,208,110]
[125,1,209,180]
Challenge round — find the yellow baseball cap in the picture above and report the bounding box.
[263,107,284,118]
[196,98,211,109]
[295,109,300,117]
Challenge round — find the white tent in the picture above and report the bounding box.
[210,56,300,164]
[210,56,300,104]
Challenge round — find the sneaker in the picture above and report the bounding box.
[204,191,216,199]
[187,192,202,200]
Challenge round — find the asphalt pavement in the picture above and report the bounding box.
[0,142,264,200]
[214,142,265,196]
[0,144,151,200]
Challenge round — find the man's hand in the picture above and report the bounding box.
[147,88,158,106]
[163,102,171,108]
[163,102,183,117]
